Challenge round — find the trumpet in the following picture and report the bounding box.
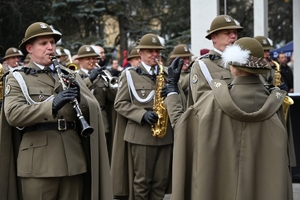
[95,63,118,89]
[66,63,79,71]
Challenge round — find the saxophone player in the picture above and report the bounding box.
[112,33,178,200]
[254,36,288,92]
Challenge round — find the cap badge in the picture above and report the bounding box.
[262,39,268,44]
[13,48,17,52]
[152,37,157,43]
[184,47,188,52]
[39,23,48,29]
[224,16,232,22]
[86,46,91,52]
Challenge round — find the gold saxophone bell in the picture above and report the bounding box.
[66,63,79,71]
[151,59,169,138]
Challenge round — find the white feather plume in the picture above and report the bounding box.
[222,44,250,68]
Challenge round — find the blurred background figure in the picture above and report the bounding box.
[55,46,69,66]
[287,53,294,72]
[23,54,31,66]
[169,44,194,100]
[94,45,106,67]
[3,47,24,73]
[254,36,289,92]
[71,54,80,66]
[200,48,209,56]
[277,52,294,93]
[108,58,123,76]
[124,47,141,68]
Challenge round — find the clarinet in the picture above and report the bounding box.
[50,55,94,137]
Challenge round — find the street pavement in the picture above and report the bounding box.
[163,184,300,200]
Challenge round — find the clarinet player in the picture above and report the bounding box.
[0,22,113,200]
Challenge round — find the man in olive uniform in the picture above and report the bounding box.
[188,15,243,106]
[2,47,24,73]
[124,47,141,69]
[163,37,293,200]
[76,44,118,163]
[169,44,194,100]
[254,36,288,92]
[0,22,112,200]
[55,46,69,67]
[111,33,174,200]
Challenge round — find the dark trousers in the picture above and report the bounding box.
[130,143,172,200]
[21,174,84,200]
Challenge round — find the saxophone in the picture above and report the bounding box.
[272,60,294,121]
[151,59,169,138]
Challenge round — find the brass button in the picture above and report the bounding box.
[30,143,33,146]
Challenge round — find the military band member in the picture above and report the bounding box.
[169,44,194,100]
[254,36,296,168]
[55,46,69,66]
[2,47,24,73]
[163,37,293,200]
[188,15,243,106]
[0,22,112,200]
[111,33,175,200]
[76,44,118,163]
[124,47,141,69]
[23,54,31,66]
[254,36,288,92]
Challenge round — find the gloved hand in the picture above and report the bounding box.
[168,56,184,85]
[89,66,106,82]
[52,88,79,115]
[161,57,184,97]
[142,111,158,125]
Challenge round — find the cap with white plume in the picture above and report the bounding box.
[222,37,271,74]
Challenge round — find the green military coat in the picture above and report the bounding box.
[111,65,180,199]
[187,50,232,107]
[165,76,293,200]
[0,62,113,199]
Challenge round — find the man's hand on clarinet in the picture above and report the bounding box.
[52,88,79,115]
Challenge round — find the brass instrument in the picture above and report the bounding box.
[50,55,94,137]
[66,63,79,71]
[272,60,294,121]
[95,63,118,89]
[151,59,168,138]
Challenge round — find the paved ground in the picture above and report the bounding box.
[294,183,300,200]
[163,184,300,200]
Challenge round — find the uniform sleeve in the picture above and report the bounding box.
[164,94,184,128]
[114,71,147,125]
[4,74,53,127]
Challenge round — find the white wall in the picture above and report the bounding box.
[190,0,219,57]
